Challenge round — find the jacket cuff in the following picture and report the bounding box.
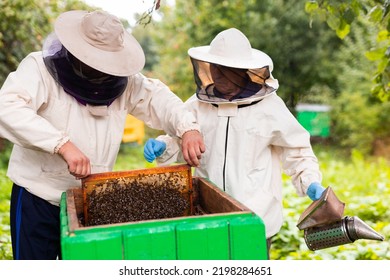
[299,175,322,196]
[54,136,70,154]
[176,122,201,138]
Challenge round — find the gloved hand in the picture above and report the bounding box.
[307,182,326,201]
[143,139,166,163]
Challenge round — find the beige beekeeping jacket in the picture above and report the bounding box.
[0,52,199,206]
[157,91,322,238]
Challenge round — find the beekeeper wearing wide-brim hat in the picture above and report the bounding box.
[0,9,204,260]
[42,10,146,106]
[54,10,145,76]
[188,28,279,104]
[147,28,325,253]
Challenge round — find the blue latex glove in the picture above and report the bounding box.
[143,139,166,163]
[307,182,326,201]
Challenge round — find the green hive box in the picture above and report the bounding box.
[60,166,267,260]
[296,103,331,138]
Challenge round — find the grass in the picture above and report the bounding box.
[0,143,389,260]
[0,169,12,260]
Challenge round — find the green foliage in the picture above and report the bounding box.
[132,30,159,73]
[331,92,382,155]
[0,0,50,85]
[0,139,12,170]
[305,0,390,101]
[0,0,94,86]
[0,169,12,260]
[247,0,342,107]
[328,19,390,155]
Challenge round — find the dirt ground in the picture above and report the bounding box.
[373,137,390,159]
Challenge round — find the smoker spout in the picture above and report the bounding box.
[346,216,385,242]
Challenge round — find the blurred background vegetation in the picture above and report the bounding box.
[0,0,389,260]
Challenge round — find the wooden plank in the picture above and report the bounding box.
[66,189,82,232]
[67,176,250,230]
[196,177,250,213]
[81,164,193,224]
[82,164,192,192]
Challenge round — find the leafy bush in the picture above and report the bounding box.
[330,91,390,156]
[0,139,12,170]
[328,19,390,157]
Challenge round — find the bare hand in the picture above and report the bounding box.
[58,141,91,179]
[181,130,205,167]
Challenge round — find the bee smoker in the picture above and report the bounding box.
[297,187,385,251]
[303,215,385,250]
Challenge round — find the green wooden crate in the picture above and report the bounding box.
[296,103,331,138]
[60,177,267,260]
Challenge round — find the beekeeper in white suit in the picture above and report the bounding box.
[144,28,325,257]
[0,10,205,260]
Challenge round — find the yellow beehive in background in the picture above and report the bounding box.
[122,115,145,145]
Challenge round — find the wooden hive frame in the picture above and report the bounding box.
[66,174,251,232]
[81,164,193,225]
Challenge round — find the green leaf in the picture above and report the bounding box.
[377,30,389,42]
[368,6,383,23]
[351,0,362,16]
[336,20,350,39]
[365,47,387,61]
[377,57,389,73]
[305,1,318,13]
[343,8,356,24]
[327,12,340,31]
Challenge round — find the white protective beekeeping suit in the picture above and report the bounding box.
[155,28,322,238]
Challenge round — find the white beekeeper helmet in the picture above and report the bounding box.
[188,28,279,103]
[188,28,274,71]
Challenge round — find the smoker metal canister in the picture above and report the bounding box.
[304,216,385,251]
[297,186,345,230]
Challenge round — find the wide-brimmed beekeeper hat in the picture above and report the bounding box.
[54,10,145,76]
[188,28,273,71]
[188,28,279,103]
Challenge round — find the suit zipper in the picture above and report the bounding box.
[222,117,230,191]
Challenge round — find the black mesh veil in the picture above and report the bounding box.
[190,57,277,103]
[42,33,128,106]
